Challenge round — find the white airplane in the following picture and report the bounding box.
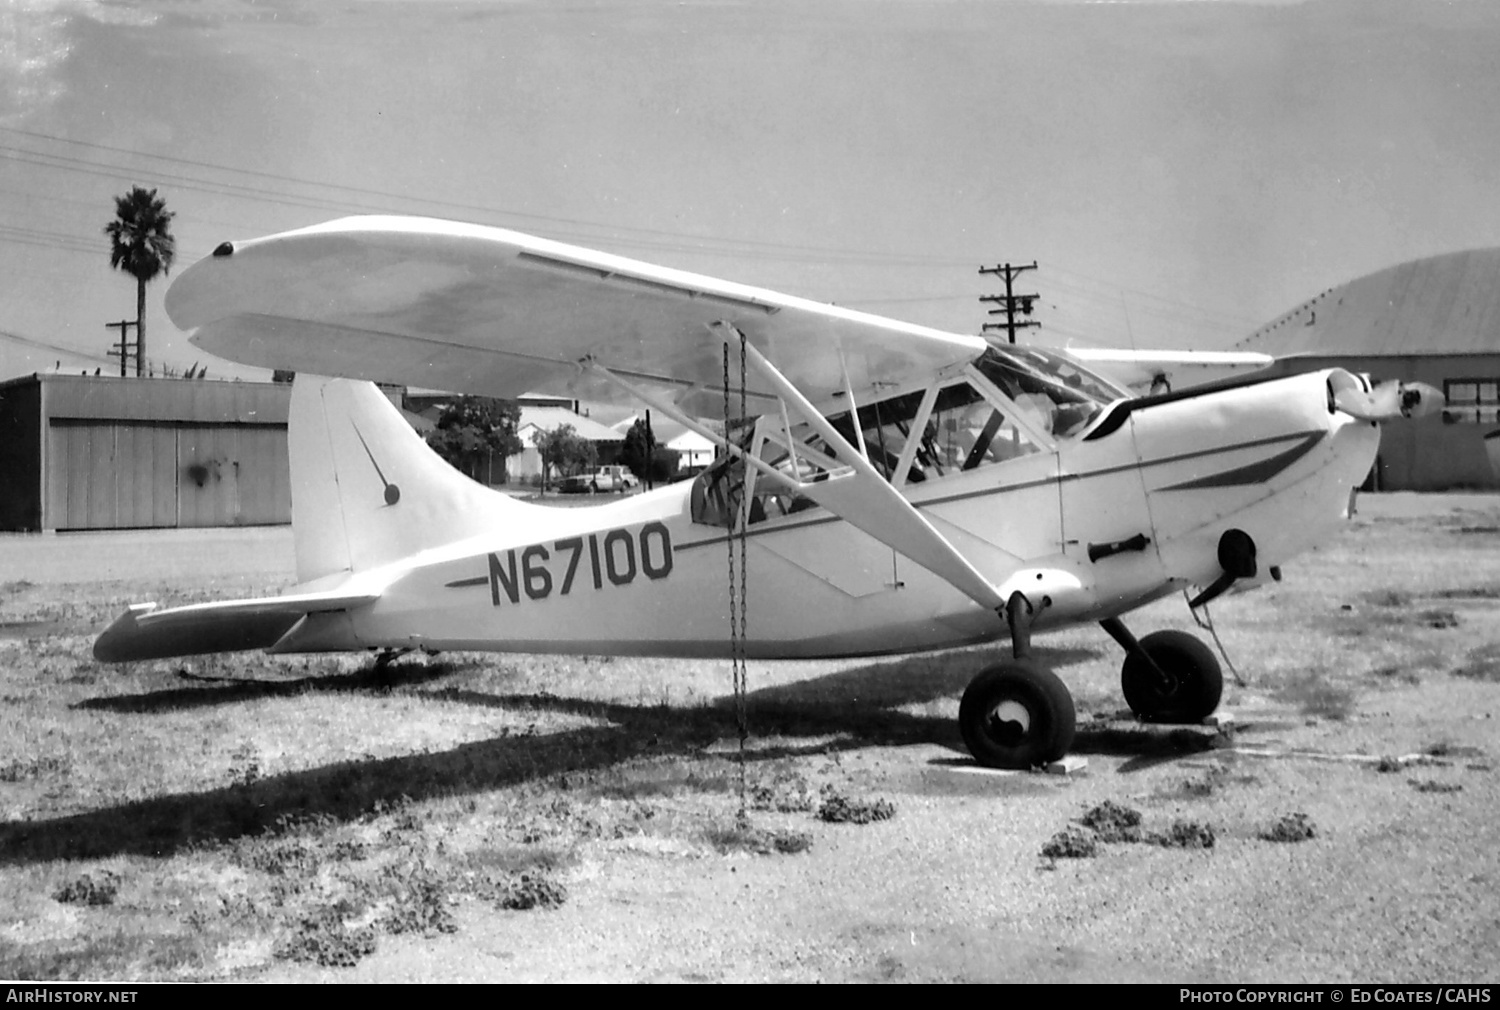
[93,217,1442,769]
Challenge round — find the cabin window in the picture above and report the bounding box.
[687,346,1126,529]
[927,382,1045,470]
[689,421,826,529]
[971,346,1122,439]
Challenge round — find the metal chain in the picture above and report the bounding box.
[736,332,749,771]
[723,339,750,814]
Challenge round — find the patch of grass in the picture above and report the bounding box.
[1259,812,1316,843]
[492,872,568,911]
[1432,584,1500,600]
[274,907,379,968]
[0,755,69,782]
[1451,644,1500,682]
[53,870,121,907]
[1159,763,1252,800]
[1362,588,1413,608]
[749,767,818,813]
[1425,740,1484,759]
[379,876,458,936]
[1079,800,1142,843]
[1145,820,1215,849]
[1040,827,1097,859]
[703,815,814,855]
[1275,670,1358,720]
[1408,779,1463,794]
[816,790,895,825]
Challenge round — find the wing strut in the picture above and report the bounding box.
[586,326,1010,617]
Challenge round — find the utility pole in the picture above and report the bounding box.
[104,319,137,377]
[978,262,1040,344]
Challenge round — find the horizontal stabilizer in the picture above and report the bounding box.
[93,589,378,663]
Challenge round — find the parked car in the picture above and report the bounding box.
[559,465,640,494]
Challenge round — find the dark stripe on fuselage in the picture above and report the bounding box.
[1155,432,1324,490]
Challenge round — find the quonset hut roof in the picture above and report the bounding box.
[1234,248,1500,358]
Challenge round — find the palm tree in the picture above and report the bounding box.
[104,186,175,376]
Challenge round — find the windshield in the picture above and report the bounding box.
[972,345,1127,438]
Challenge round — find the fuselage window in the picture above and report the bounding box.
[927,381,1045,470]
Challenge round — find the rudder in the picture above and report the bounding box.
[289,377,533,583]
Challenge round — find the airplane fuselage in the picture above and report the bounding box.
[278,369,1377,659]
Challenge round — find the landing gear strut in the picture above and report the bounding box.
[959,590,1077,769]
[1102,618,1222,723]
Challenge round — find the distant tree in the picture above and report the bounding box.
[425,396,523,484]
[619,418,656,480]
[534,424,596,493]
[104,186,175,377]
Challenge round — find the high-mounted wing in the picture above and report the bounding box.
[1064,347,1273,393]
[168,216,985,415]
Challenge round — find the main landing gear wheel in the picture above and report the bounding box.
[959,660,1077,770]
[1120,630,1223,723]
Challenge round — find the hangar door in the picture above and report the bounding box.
[45,422,289,530]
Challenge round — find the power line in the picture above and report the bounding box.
[0,127,980,268]
[0,125,1269,333]
[0,327,116,368]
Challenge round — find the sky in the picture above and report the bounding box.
[2,0,1499,382]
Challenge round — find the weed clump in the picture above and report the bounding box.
[275,908,378,968]
[1375,755,1405,773]
[53,870,120,906]
[1079,800,1143,843]
[1146,820,1216,849]
[494,872,568,911]
[750,770,817,813]
[705,816,813,855]
[1259,812,1316,843]
[1408,779,1463,794]
[1276,671,1357,721]
[381,878,458,936]
[0,755,67,782]
[1040,827,1098,859]
[1452,644,1500,682]
[817,791,895,824]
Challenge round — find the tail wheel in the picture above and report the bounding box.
[959,660,1076,769]
[1121,630,1223,723]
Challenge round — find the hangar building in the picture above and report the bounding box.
[0,374,291,532]
[1234,248,1500,491]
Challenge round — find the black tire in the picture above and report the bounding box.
[959,660,1077,769]
[1121,630,1223,723]
[590,481,600,494]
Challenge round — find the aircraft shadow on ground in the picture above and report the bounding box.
[2,643,1209,865]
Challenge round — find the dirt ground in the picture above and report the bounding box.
[2,494,1499,982]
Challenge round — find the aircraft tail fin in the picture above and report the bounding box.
[290,377,534,582]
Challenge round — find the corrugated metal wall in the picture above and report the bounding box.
[44,421,289,530]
